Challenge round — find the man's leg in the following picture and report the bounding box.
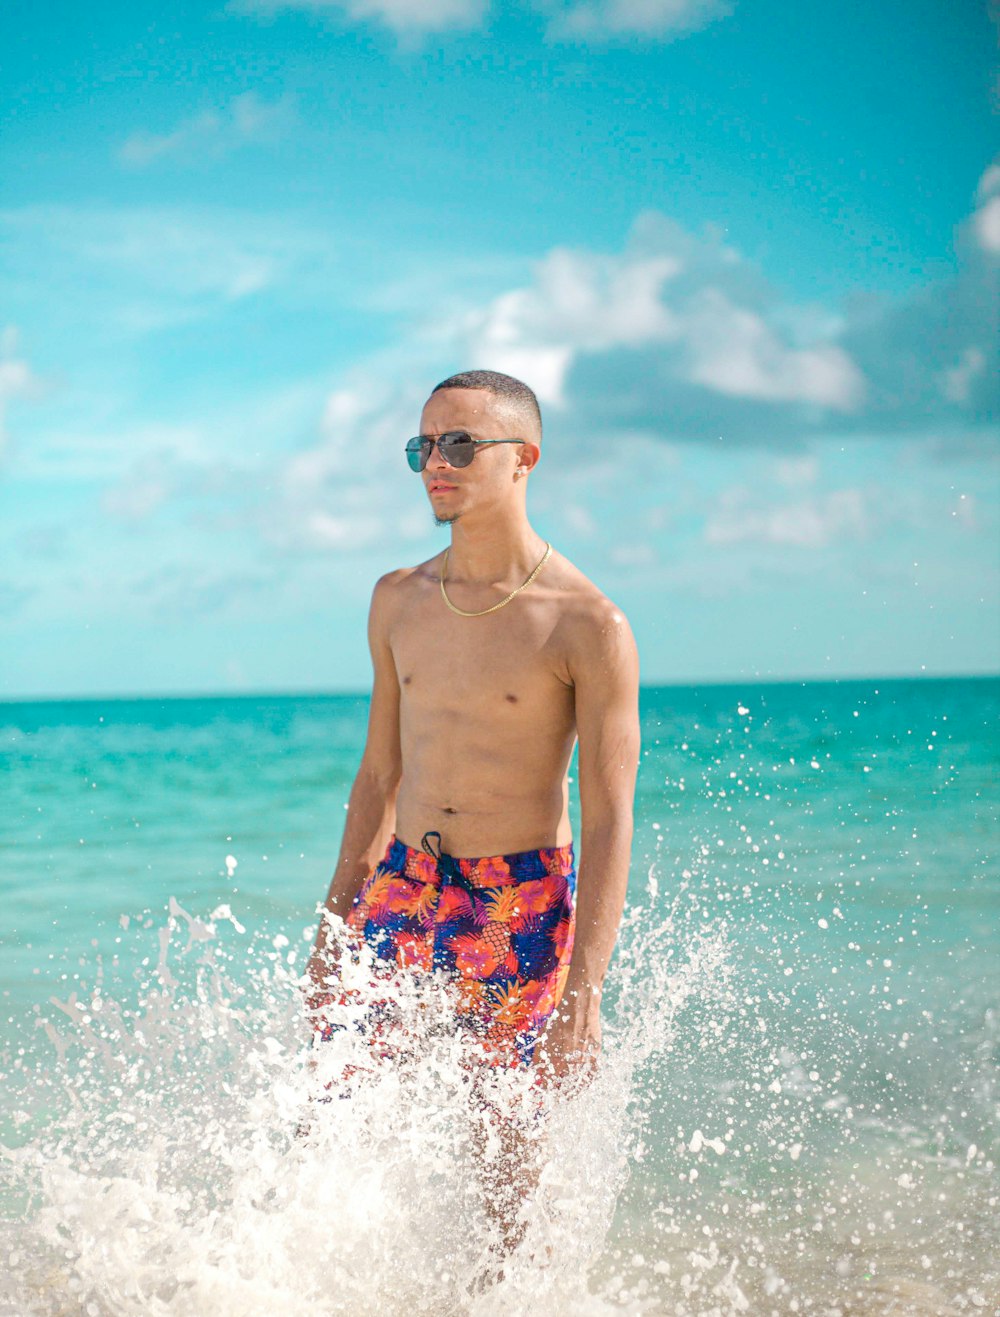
[467,1065,546,1259]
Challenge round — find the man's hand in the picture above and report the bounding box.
[535,990,602,1088]
[303,908,357,1023]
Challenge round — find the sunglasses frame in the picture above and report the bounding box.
[405,430,526,473]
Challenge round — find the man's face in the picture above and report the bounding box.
[416,388,526,527]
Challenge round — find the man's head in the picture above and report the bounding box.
[416,370,543,527]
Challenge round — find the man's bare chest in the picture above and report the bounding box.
[390,599,571,720]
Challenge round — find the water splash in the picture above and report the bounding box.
[1,868,996,1316]
[0,881,732,1316]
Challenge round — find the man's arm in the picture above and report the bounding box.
[541,599,641,1073]
[305,573,403,1009]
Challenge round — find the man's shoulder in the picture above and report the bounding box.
[549,550,632,633]
[371,556,441,599]
[373,565,416,593]
[547,551,636,680]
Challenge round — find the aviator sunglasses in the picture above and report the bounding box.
[405,431,525,473]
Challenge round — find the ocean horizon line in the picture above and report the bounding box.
[2,669,997,708]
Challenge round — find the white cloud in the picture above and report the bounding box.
[16,169,994,595]
[133,563,285,618]
[93,210,295,305]
[0,327,41,458]
[941,347,987,405]
[88,382,327,521]
[704,486,868,549]
[230,0,485,37]
[837,169,996,437]
[346,0,483,30]
[120,93,296,168]
[1,205,338,336]
[978,164,1000,200]
[462,248,680,403]
[563,503,598,536]
[101,448,194,521]
[266,380,431,553]
[552,0,733,39]
[610,542,657,566]
[968,160,1000,254]
[520,178,993,448]
[256,187,992,561]
[773,455,819,488]
[453,216,866,418]
[699,465,991,556]
[974,196,1000,254]
[684,288,865,410]
[231,0,729,40]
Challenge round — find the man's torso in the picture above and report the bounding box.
[384,549,604,856]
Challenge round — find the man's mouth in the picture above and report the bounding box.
[428,482,458,494]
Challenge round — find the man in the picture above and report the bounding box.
[304,368,640,1246]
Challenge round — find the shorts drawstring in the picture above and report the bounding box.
[420,830,470,891]
[420,830,443,861]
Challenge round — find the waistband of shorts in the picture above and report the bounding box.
[385,833,575,889]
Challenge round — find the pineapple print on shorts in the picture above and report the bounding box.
[336,828,577,1067]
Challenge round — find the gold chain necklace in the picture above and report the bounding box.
[439,542,552,617]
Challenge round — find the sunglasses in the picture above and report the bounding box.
[405,431,525,473]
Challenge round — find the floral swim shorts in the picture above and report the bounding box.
[318,830,576,1068]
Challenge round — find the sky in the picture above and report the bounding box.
[1,0,997,698]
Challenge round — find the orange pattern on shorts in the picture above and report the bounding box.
[319,831,576,1068]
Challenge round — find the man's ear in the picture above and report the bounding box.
[518,441,541,474]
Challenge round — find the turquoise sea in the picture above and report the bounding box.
[1,677,997,1315]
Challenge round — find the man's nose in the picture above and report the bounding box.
[425,440,451,471]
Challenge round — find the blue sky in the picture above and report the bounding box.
[1,0,997,697]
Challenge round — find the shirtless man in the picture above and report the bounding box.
[304,369,640,1246]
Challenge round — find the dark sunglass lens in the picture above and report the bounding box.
[438,432,476,468]
[405,438,430,472]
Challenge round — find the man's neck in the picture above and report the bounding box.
[445,512,547,585]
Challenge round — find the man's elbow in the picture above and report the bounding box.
[580,795,634,836]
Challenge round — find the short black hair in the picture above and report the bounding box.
[431,369,542,438]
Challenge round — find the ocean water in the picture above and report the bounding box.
[1,677,997,1316]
